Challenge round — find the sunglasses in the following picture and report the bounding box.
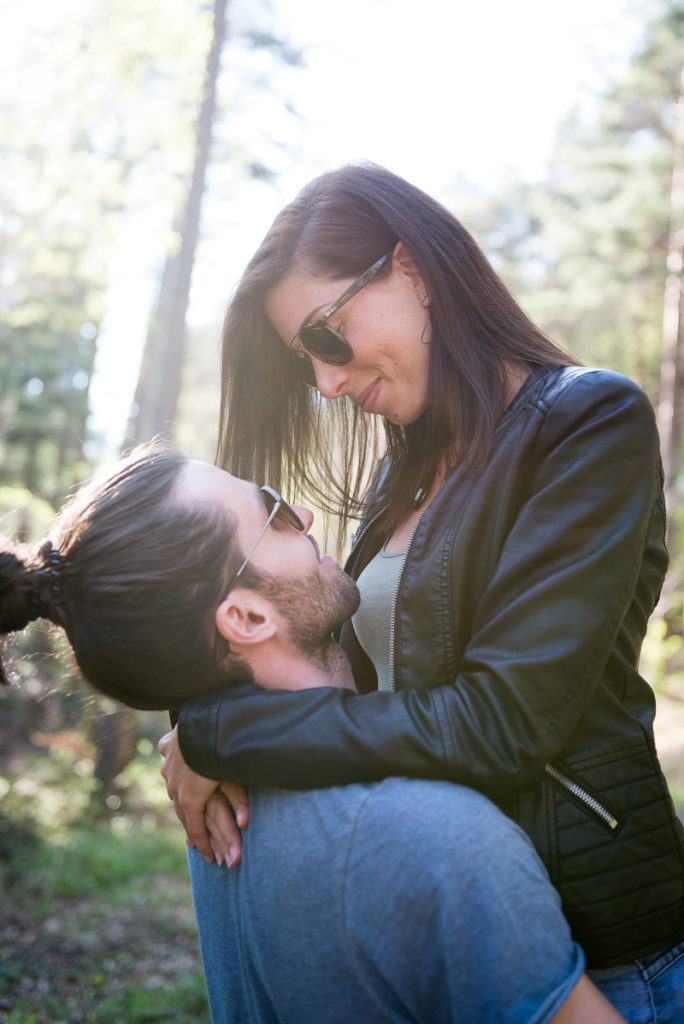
[290,253,390,388]
[224,485,305,595]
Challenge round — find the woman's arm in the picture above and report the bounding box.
[176,373,666,796]
[158,727,249,862]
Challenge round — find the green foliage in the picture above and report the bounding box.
[28,824,188,901]
[0,325,96,506]
[0,747,208,1023]
[0,0,233,754]
[459,1,684,402]
[91,974,209,1023]
[462,2,684,643]
[0,486,55,542]
[0,0,681,886]
[0,0,304,504]
[640,616,684,691]
[0,0,214,506]
[0,732,176,846]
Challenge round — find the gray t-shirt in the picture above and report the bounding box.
[188,778,584,1023]
[352,544,406,691]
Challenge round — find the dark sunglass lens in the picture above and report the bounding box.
[260,488,277,516]
[278,503,305,531]
[260,487,305,532]
[300,326,350,365]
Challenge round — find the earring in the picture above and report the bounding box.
[418,292,428,305]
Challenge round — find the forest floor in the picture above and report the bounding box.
[0,869,208,1024]
[0,690,682,1023]
[0,740,210,1024]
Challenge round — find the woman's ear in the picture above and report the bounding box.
[215,589,277,649]
[392,241,429,305]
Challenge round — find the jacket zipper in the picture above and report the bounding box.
[544,763,618,830]
[345,505,389,573]
[389,509,428,692]
[351,515,619,831]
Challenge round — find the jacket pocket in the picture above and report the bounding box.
[512,742,684,967]
[544,762,619,832]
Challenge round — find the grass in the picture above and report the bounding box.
[0,743,210,1024]
[1,692,681,1024]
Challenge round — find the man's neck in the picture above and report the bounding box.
[250,641,357,694]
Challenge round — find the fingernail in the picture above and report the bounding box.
[226,846,237,868]
[215,852,223,867]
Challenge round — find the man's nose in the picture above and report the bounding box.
[312,360,349,399]
[292,505,314,533]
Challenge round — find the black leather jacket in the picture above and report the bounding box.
[179,365,684,968]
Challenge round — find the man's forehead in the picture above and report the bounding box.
[181,461,261,514]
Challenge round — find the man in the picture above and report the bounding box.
[158,461,624,1024]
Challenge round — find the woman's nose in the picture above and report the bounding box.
[313,360,349,399]
[292,505,314,533]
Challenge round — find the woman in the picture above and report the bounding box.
[167,163,684,1020]
[0,442,626,1024]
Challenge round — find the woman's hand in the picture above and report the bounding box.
[205,786,249,868]
[158,726,248,864]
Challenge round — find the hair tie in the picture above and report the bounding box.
[29,543,64,621]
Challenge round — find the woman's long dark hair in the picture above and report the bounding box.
[218,162,579,539]
[0,442,250,710]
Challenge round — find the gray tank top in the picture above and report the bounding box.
[351,545,406,691]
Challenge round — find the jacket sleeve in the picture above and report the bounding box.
[178,372,667,795]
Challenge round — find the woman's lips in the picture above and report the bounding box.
[358,378,381,412]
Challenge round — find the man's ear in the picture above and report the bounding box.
[392,240,429,304]
[215,589,278,649]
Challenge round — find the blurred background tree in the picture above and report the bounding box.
[0,0,304,790]
[0,0,682,795]
[460,0,683,646]
[3,2,681,1016]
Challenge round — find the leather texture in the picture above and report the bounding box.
[179,365,684,968]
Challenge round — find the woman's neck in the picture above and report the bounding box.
[385,363,531,554]
[385,456,448,553]
[503,359,531,408]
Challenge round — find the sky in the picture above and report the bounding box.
[2,0,646,456]
[268,0,642,195]
[191,0,643,302]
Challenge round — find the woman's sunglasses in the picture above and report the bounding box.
[224,485,305,595]
[290,253,390,388]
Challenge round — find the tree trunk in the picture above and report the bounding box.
[126,0,228,444]
[96,0,229,787]
[92,707,138,789]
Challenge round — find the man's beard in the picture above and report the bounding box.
[257,563,360,665]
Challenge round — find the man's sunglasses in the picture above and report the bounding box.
[290,253,390,388]
[223,485,305,595]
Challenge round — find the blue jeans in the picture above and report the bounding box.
[187,780,585,1024]
[589,938,684,1024]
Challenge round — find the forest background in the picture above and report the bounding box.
[0,0,683,1021]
